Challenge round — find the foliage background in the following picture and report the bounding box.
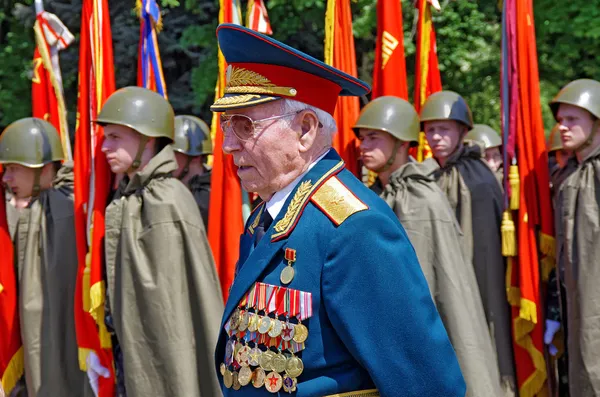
[1,0,599,135]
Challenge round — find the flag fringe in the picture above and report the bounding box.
[513,313,547,397]
[539,233,555,257]
[1,346,24,395]
[505,257,521,306]
[540,255,554,282]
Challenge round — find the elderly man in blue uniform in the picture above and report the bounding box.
[211,24,465,397]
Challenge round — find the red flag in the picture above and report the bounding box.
[502,0,552,394]
[324,0,361,176]
[208,0,245,301]
[413,0,442,161]
[372,0,408,99]
[246,0,272,35]
[73,1,116,395]
[32,11,74,160]
[0,179,22,397]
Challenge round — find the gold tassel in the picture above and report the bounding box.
[509,164,520,210]
[135,0,142,17]
[502,210,517,257]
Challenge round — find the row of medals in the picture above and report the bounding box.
[221,308,308,393]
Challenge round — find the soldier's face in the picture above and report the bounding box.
[222,101,305,200]
[424,120,464,163]
[2,164,36,199]
[101,125,142,174]
[357,129,397,171]
[556,104,596,151]
[484,147,502,172]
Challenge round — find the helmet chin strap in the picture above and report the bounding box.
[127,136,150,174]
[574,119,599,154]
[177,156,193,181]
[375,139,403,173]
[31,168,42,197]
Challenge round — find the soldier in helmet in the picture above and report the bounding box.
[465,124,503,185]
[550,79,600,397]
[354,96,502,396]
[0,118,90,396]
[421,91,516,395]
[172,115,212,229]
[91,87,223,397]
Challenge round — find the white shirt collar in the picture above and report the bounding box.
[266,150,329,220]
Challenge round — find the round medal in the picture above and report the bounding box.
[268,319,283,338]
[271,353,287,373]
[248,313,259,332]
[282,375,298,393]
[264,371,283,393]
[234,341,243,360]
[248,347,262,367]
[293,323,309,343]
[219,363,226,376]
[248,313,260,332]
[259,350,276,371]
[223,370,233,389]
[285,355,304,378]
[253,368,266,388]
[224,339,235,366]
[258,316,273,334]
[280,266,295,285]
[232,371,241,390]
[238,366,253,386]
[230,308,241,330]
[238,311,250,332]
[281,322,295,341]
[235,345,251,367]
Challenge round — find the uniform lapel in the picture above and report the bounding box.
[220,150,345,328]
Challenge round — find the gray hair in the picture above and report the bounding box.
[280,99,337,144]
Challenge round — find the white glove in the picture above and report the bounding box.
[86,351,111,396]
[544,319,561,356]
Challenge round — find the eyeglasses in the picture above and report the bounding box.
[220,110,323,141]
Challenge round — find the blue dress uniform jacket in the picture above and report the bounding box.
[215,150,466,397]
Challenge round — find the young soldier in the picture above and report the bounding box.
[465,123,503,185]
[551,78,600,397]
[172,115,212,229]
[354,96,502,396]
[94,86,223,397]
[421,91,516,395]
[0,118,89,396]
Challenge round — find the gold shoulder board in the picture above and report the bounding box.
[311,176,368,226]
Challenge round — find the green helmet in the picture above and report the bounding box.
[419,91,474,129]
[173,115,212,156]
[353,96,419,143]
[465,124,502,150]
[0,117,65,167]
[95,86,175,141]
[547,124,563,152]
[550,79,600,121]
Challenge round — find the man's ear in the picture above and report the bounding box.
[298,110,320,153]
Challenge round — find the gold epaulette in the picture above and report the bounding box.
[311,175,368,226]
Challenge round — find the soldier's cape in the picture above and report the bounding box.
[430,142,516,388]
[104,145,224,397]
[15,163,90,396]
[556,144,600,397]
[187,171,211,231]
[380,159,502,397]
